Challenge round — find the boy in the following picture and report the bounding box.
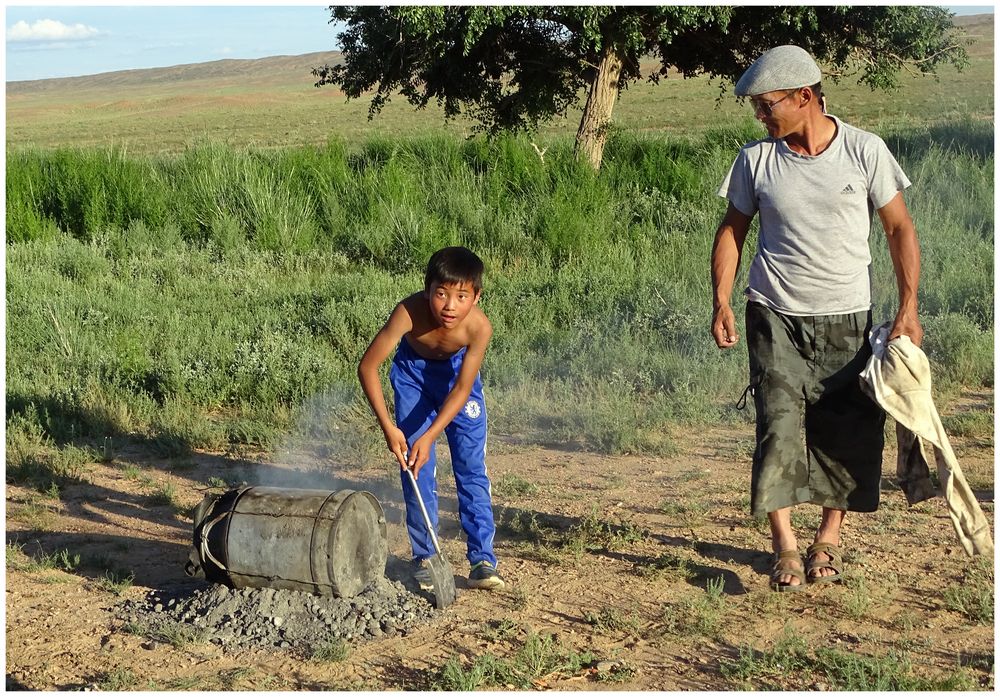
[358,246,504,591]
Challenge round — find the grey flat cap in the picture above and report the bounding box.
[735,45,822,96]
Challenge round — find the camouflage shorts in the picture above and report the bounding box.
[745,302,885,516]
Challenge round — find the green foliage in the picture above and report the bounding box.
[431,632,595,690]
[94,569,135,596]
[721,626,978,690]
[92,667,141,691]
[564,508,648,555]
[6,542,81,573]
[660,576,728,637]
[146,482,180,509]
[5,123,992,455]
[941,409,994,442]
[310,639,351,662]
[943,557,994,625]
[317,7,966,141]
[920,314,994,388]
[492,473,539,498]
[583,606,641,635]
[635,552,695,581]
[596,661,638,683]
[843,574,874,620]
[6,412,93,492]
[479,618,521,643]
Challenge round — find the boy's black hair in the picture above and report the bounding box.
[424,246,484,294]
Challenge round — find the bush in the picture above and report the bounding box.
[5,126,992,453]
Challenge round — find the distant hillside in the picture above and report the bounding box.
[6,51,342,96]
[6,14,991,153]
[8,12,991,96]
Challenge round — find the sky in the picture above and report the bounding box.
[4,4,996,83]
[5,4,343,81]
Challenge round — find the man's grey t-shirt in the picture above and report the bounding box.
[718,115,911,316]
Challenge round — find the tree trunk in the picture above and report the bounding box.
[575,44,624,171]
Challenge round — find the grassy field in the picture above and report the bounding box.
[4,15,994,692]
[5,13,994,463]
[5,16,993,153]
[6,122,994,465]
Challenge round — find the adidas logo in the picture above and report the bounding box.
[840,184,856,194]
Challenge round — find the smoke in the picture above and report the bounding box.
[228,383,408,533]
[221,382,469,569]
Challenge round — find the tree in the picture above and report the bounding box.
[314,6,968,170]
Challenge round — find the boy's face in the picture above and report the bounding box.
[425,281,480,329]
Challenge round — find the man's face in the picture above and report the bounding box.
[750,88,801,138]
[426,281,479,329]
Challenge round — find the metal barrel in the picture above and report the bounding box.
[186,486,387,598]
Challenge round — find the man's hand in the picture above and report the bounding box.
[888,309,923,347]
[407,432,435,476]
[383,425,409,469]
[712,304,740,349]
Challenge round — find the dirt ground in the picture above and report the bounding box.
[5,390,995,690]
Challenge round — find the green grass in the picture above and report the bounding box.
[146,482,181,509]
[942,409,994,442]
[479,618,522,643]
[310,638,351,662]
[634,551,695,581]
[123,618,206,649]
[596,661,638,683]
[5,114,992,459]
[492,473,539,498]
[6,15,991,154]
[6,411,94,492]
[431,632,596,690]
[583,606,641,635]
[563,509,648,555]
[93,569,135,596]
[943,557,994,625]
[91,667,141,691]
[659,576,728,638]
[6,542,80,573]
[7,498,57,531]
[721,626,979,690]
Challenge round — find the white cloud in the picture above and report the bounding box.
[215,46,234,55]
[7,19,100,43]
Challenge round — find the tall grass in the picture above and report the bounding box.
[5,120,993,457]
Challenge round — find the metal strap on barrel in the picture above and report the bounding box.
[308,490,343,590]
[199,510,231,573]
[197,486,250,575]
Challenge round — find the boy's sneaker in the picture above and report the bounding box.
[468,561,505,590]
[412,559,434,591]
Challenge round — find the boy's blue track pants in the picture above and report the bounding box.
[390,338,497,568]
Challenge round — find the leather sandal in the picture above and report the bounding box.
[805,542,843,584]
[770,550,806,592]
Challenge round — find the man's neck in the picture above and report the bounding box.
[783,113,838,157]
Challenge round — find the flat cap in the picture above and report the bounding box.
[735,45,822,97]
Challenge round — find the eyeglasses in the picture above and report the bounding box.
[749,90,797,116]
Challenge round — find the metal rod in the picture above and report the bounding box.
[404,467,443,556]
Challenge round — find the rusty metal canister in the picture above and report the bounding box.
[186,486,387,597]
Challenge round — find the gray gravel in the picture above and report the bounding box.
[117,577,437,655]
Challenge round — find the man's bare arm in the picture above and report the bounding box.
[877,192,922,346]
[711,203,754,348]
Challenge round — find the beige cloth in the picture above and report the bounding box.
[859,323,993,556]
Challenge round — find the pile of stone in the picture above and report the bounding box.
[117,579,436,654]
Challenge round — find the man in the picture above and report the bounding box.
[710,45,922,591]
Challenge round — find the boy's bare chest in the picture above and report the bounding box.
[405,330,468,360]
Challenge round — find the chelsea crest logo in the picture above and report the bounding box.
[464,400,482,419]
